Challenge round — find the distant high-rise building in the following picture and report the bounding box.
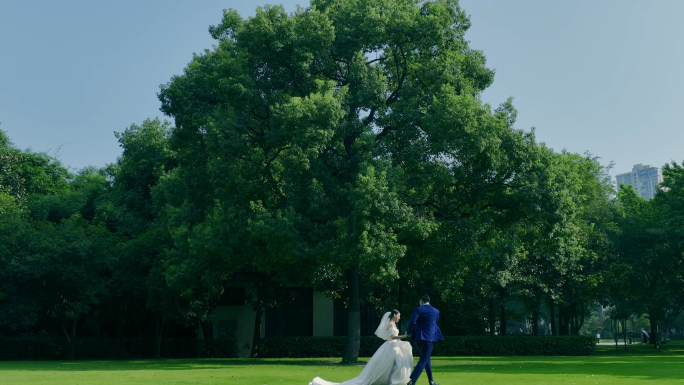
[616,164,663,200]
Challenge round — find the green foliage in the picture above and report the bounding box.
[157,0,555,360]
[0,193,35,328]
[604,163,684,347]
[104,118,176,235]
[0,144,69,206]
[0,146,113,336]
[30,167,108,222]
[529,152,616,335]
[2,1,684,363]
[23,215,116,334]
[0,128,12,150]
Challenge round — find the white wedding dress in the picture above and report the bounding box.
[309,313,413,385]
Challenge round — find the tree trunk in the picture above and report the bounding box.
[251,306,263,357]
[398,280,403,326]
[488,299,496,336]
[571,311,577,336]
[201,320,213,340]
[549,300,556,336]
[155,315,166,358]
[622,318,628,351]
[499,288,507,336]
[115,313,124,342]
[61,318,78,360]
[649,316,659,349]
[569,316,574,336]
[576,305,586,335]
[94,316,101,340]
[342,267,361,363]
[70,319,78,360]
[611,317,619,351]
[61,318,71,343]
[532,306,539,336]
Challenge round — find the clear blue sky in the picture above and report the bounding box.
[1,0,683,178]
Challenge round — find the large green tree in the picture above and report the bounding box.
[519,151,615,336]
[158,0,546,360]
[30,214,114,359]
[0,130,69,206]
[0,192,34,329]
[96,118,182,357]
[0,134,77,334]
[612,163,684,348]
[656,162,684,339]
[0,134,114,358]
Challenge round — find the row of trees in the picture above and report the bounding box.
[1,0,683,360]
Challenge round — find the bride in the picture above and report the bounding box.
[309,310,413,385]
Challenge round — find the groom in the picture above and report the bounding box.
[406,294,443,385]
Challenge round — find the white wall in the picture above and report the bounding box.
[210,287,333,358]
[312,291,334,337]
[212,304,262,358]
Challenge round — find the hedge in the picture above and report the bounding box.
[0,335,594,360]
[257,336,384,358]
[0,337,239,360]
[257,335,596,358]
[432,335,596,356]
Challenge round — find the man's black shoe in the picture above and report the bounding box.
[429,381,439,385]
[406,381,415,385]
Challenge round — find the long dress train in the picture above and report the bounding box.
[309,325,413,385]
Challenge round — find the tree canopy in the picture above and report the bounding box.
[1,0,682,360]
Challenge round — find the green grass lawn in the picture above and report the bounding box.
[1,341,682,385]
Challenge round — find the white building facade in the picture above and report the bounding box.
[207,284,335,357]
[616,164,663,200]
[206,282,382,357]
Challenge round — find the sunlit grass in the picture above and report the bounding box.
[1,340,682,384]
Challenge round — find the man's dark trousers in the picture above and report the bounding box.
[410,340,433,382]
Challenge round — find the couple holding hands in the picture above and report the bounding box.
[309,294,443,385]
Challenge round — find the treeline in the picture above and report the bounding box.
[1,0,683,362]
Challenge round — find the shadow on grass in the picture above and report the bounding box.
[0,358,362,372]
[2,340,682,382]
[434,357,684,381]
[595,339,684,356]
[432,340,684,381]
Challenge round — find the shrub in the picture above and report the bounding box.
[257,336,384,358]
[432,335,596,356]
[0,336,69,360]
[0,337,239,360]
[257,335,596,358]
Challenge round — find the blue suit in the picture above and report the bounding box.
[407,304,443,382]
